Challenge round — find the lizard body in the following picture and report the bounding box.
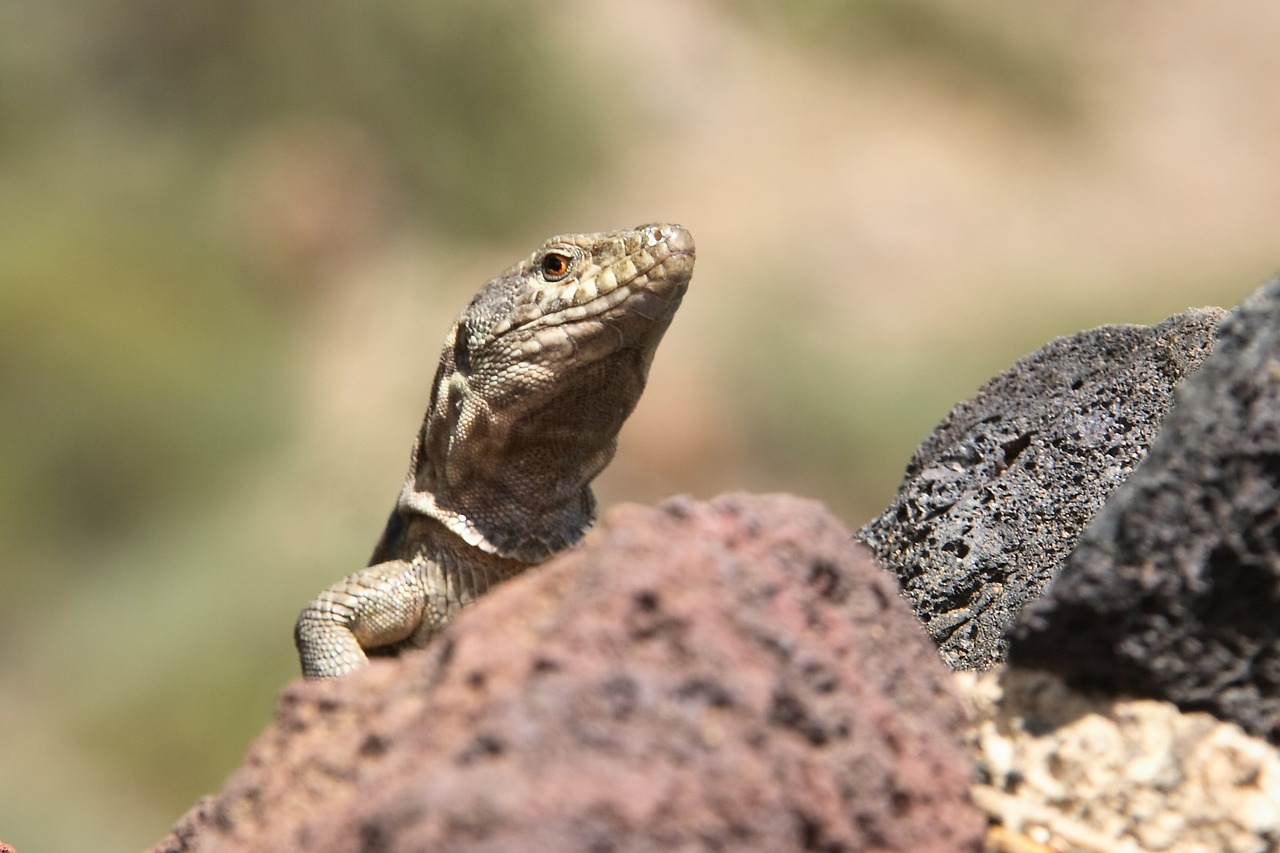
[295,223,695,677]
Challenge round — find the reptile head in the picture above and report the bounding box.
[410,223,695,561]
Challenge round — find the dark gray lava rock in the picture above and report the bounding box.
[859,308,1224,670]
[154,494,984,853]
[1012,277,1280,741]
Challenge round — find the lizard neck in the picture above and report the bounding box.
[398,431,600,563]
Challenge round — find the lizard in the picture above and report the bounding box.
[295,223,695,677]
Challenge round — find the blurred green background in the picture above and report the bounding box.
[1,0,1276,849]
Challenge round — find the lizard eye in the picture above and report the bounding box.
[539,250,573,281]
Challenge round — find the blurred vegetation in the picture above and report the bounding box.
[0,0,610,848]
[735,0,1078,120]
[0,0,606,563]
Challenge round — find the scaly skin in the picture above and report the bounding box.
[295,223,695,677]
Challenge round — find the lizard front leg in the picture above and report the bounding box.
[294,560,429,678]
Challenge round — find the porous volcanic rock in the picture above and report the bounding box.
[1012,277,1280,741]
[859,307,1223,670]
[153,494,984,853]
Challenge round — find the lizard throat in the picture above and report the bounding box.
[396,480,592,563]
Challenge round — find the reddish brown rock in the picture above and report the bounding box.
[153,494,983,853]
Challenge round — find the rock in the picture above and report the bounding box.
[1011,277,1280,741]
[961,668,1280,853]
[152,494,984,853]
[859,307,1224,670]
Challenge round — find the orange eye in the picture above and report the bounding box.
[540,251,572,280]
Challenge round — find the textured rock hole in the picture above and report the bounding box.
[634,590,661,613]
[628,589,683,642]
[674,677,735,708]
[212,803,235,832]
[359,821,392,853]
[359,733,389,758]
[601,674,640,720]
[868,582,891,612]
[1204,543,1277,622]
[796,812,829,852]
[941,540,971,559]
[530,656,560,675]
[905,524,930,545]
[1259,452,1280,481]
[883,728,902,756]
[807,558,842,601]
[854,813,888,848]
[801,660,839,694]
[1070,377,1085,390]
[922,500,957,522]
[769,691,828,746]
[457,733,505,764]
[1000,431,1035,468]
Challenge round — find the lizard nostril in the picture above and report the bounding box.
[635,223,695,255]
[643,223,693,256]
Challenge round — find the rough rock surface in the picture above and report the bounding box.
[152,494,984,853]
[961,668,1280,853]
[1012,277,1280,741]
[859,307,1224,671]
